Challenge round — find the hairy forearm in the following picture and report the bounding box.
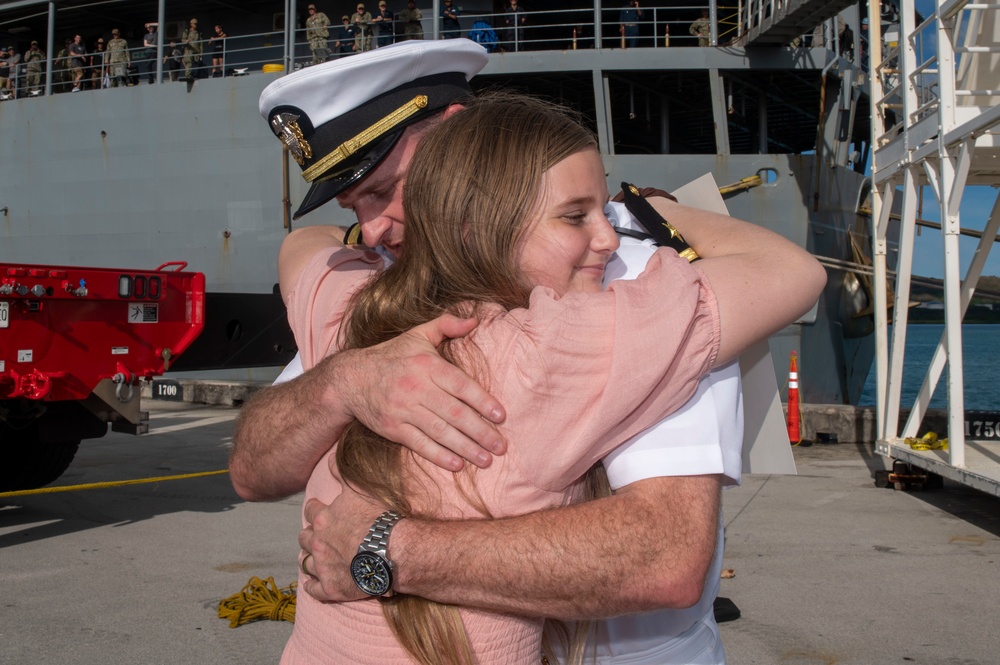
[229,354,354,501]
[391,476,720,619]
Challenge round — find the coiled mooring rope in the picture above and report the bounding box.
[218,576,297,628]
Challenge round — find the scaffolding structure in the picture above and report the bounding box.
[870,0,1000,495]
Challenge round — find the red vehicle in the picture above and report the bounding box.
[0,262,205,492]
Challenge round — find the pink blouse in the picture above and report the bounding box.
[281,245,720,664]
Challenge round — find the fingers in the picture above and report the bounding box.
[429,354,506,426]
[395,422,483,471]
[409,312,478,347]
[298,522,314,552]
[303,497,325,526]
[341,314,506,471]
[297,495,372,602]
[390,378,506,469]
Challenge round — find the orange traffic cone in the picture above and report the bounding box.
[787,352,801,443]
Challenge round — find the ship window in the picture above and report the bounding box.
[757,168,778,185]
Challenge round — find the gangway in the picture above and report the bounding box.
[870,0,1000,496]
[735,0,858,45]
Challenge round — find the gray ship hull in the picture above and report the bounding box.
[0,49,879,403]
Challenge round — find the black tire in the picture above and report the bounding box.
[874,469,889,488]
[0,436,81,493]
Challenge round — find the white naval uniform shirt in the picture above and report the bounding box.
[580,202,743,665]
[276,202,744,664]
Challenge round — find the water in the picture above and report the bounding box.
[859,324,1000,411]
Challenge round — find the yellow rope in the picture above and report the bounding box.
[0,469,230,498]
[905,432,949,451]
[218,576,297,628]
[718,175,763,195]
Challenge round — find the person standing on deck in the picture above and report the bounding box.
[54,39,72,92]
[68,35,86,92]
[181,18,203,80]
[440,0,461,38]
[88,38,105,90]
[209,25,227,78]
[5,46,20,97]
[372,1,394,48]
[142,23,158,84]
[106,29,130,87]
[352,3,373,52]
[619,0,643,48]
[24,41,44,94]
[503,0,527,51]
[333,16,356,57]
[398,0,423,40]
[306,4,332,64]
[690,10,711,47]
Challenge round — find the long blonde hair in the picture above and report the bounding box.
[336,92,602,665]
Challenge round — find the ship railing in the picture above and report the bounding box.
[742,0,780,34]
[873,0,997,150]
[0,2,747,99]
[277,5,738,52]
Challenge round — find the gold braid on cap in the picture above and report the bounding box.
[303,95,429,183]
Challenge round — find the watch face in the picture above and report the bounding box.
[351,552,393,596]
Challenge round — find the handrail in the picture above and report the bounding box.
[0,2,750,100]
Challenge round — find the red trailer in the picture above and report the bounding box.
[0,262,205,492]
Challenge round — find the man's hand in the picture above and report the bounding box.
[299,490,384,601]
[336,313,507,473]
[230,313,506,501]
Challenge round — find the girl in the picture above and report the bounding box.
[209,25,226,78]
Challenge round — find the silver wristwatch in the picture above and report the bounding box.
[350,510,403,597]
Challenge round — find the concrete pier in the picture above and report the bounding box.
[142,379,953,445]
[3,402,998,665]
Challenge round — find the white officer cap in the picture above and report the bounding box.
[259,39,488,219]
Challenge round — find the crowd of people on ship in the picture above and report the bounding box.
[0,2,867,100]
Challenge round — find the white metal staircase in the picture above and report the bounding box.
[870,0,1000,495]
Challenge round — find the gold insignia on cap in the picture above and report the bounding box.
[271,113,314,166]
[303,95,429,183]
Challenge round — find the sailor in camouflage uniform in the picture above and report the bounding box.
[398,0,424,41]
[689,10,711,47]
[54,39,72,92]
[352,4,374,53]
[106,29,130,87]
[306,4,331,64]
[181,18,202,80]
[24,41,44,93]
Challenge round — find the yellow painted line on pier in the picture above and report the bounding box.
[0,469,229,498]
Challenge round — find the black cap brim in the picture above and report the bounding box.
[293,129,403,220]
